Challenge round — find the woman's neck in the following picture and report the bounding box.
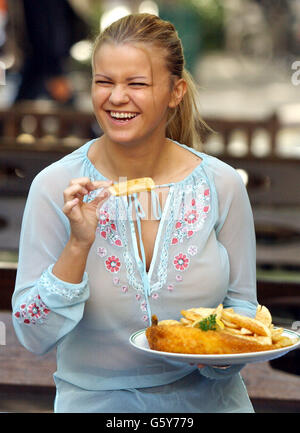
[93,136,174,182]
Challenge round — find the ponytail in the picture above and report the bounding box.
[166,69,211,150]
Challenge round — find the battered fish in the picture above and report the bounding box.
[146,316,274,354]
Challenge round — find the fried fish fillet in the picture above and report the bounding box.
[146,320,274,355]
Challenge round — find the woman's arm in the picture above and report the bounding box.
[12,168,112,355]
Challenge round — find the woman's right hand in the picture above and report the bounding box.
[63,177,113,248]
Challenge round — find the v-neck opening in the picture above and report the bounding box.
[128,186,174,282]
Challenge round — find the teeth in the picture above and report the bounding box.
[110,112,137,119]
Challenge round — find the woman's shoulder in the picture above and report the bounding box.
[201,152,247,195]
[29,140,93,201]
[32,140,92,187]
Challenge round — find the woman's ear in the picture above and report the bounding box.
[168,78,187,108]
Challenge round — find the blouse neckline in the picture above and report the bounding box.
[83,138,206,187]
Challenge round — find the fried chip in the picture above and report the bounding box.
[271,327,284,343]
[221,318,239,329]
[181,310,202,322]
[180,318,193,326]
[274,336,297,348]
[187,307,215,318]
[221,309,271,337]
[213,304,223,320]
[224,327,253,336]
[255,305,272,327]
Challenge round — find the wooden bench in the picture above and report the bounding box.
[0,104,99,141]
[0,310,56,412]
[203,113,280,158]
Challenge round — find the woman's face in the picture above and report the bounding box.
[92,42,185,147]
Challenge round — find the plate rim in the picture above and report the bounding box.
[129,327,300,361]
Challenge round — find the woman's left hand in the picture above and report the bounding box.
[197,364,230,369]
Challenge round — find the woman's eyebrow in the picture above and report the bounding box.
[94,74,112,80]
[94,74,148,81]
[126,76,148,80]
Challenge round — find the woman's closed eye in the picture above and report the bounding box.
[95,80,113,86]
[94,81,148,88]
[129,82,148,87]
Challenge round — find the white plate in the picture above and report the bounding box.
[129,328,300,366]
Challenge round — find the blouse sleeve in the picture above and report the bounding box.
[199,159,258,380]
[214,160,258,317]
[11,166,89,355]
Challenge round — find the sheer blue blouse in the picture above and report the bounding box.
[12,139,257,412]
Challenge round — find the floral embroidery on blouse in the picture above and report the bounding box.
[167,245,199,293]
[171,187,210,245]
[14,294,50,325]
[173,253,189,271]
[105,255,121,273]
[96,208,123,248]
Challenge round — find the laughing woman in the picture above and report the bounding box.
[12,13,257,413]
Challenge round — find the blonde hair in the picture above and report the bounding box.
[92,13,210,149]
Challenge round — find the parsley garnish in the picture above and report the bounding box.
[197,314,217,331]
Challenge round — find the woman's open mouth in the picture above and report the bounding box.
[106,111,140,124]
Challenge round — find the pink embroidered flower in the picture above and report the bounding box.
[14,295,50,325]
[188,245,198,256]
[203,205,209,213]
[173,253,189,271]
[136,293,141,301]
[142,315,148,322]
[100,230,107,239]
[27,303,42,318]
[121,285,128,293]
[176,274,183,282]
[98,210,110,226]
[204,188,210,196]
[105,255,121,273]
[167,284,174,291]
[97,247,107,258]
[184,209,199,224]
[152,292,159,300]
[171,237,178,245]
[113,276,120,285]
[114,238,123,247]
[140,301,147,312]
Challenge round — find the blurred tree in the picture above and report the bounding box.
[158,0,224,73]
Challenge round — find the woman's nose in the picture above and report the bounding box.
[109,85,130,105]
